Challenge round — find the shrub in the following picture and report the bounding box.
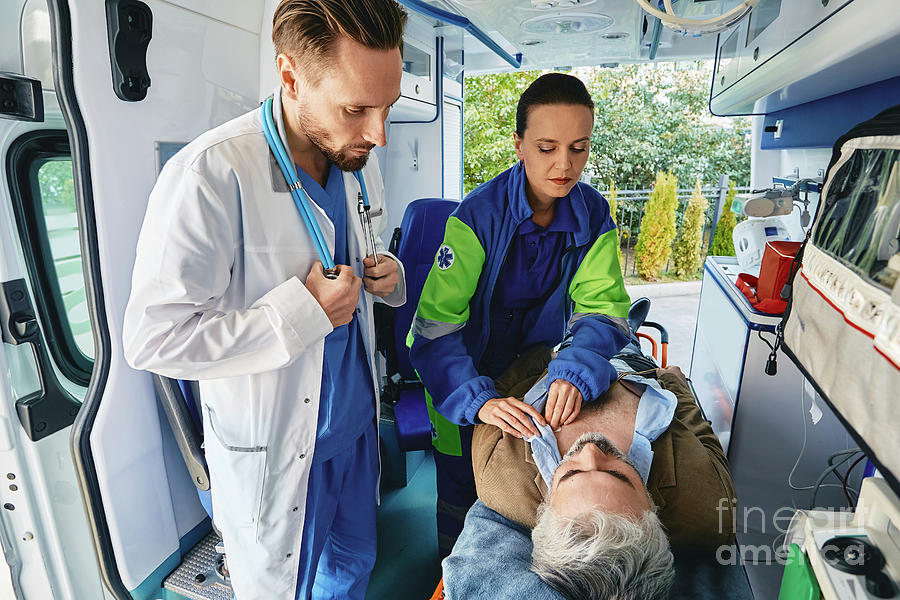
[635,172,679,280]
[710,180,738,256]
[606,180,624,269]
[673,180,708,278]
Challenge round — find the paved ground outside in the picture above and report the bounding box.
[625,280,702,372]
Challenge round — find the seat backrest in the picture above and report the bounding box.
[393,198,459,380]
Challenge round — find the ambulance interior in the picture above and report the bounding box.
[0,0,899,599]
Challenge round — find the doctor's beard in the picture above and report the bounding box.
[297,110,374,172]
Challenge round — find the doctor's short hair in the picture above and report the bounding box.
[531,503,675,600]
[516,73,595,137]
[272,0,407,78]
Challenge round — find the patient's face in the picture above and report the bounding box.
[549,433,651,520]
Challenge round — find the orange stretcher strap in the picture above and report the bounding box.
[429,579,444,600]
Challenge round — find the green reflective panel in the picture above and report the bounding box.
[36,159,94,360]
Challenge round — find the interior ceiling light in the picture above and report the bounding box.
[600,31,629,40]
[520,39,546,46]
[633,0,759,35]
[522,13,613,35]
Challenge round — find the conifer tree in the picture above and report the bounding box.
[710,180,739,256]
[606,180,624,270]
[635,172,679,280]
[673,180,708,278]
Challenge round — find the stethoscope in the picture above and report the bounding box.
[261,96,378,279]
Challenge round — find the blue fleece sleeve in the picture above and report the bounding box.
[547,315,629,402]
[410,332,498,426]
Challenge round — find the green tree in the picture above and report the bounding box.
[462,71,534,194]
[605,179,624,268]
[587,63,750,189]
[673,180,708,278]
[710,180,739,256]
[635,172,679,280]
[37,160,76,212]
[463,62,750,194]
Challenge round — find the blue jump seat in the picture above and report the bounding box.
[385,198,458,452]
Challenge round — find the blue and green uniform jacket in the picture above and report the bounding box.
[409,163,631,452]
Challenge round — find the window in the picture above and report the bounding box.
[7,130,93,386]
[36,159,93,359]
[745,0,782,46]
[814,148,900,292]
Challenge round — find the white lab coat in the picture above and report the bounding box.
[122,90,406,599]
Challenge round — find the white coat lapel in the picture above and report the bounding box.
[271,89,336,259]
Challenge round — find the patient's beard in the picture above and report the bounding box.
[560,432,630,465]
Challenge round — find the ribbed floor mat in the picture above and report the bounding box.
[163,532,232,600]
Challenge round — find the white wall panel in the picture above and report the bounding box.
[68,0,258,589]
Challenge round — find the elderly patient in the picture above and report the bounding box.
[465,345,735,599]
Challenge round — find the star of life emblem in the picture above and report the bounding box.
[437,244,455,270]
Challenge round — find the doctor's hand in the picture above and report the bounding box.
[362,255,399,298]
[477,397,546,439]
[305,262,362,328]
[544,379,583,429]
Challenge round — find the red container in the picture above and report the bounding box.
[735,240,803,315]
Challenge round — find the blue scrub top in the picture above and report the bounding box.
[480,195,577,378]
[295,163,375,462]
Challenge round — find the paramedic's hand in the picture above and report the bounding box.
[545,379,583,429]
[363,254,399,298]
[477,397,546,439]
[305,262,362,328]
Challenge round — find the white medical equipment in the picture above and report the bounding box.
[732,217,791,270]
[783,478,900,599]
[633,0,759,35]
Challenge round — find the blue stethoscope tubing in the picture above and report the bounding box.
[261,96,377,275]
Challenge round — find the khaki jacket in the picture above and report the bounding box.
[472,349,736,551]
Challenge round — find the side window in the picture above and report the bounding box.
[8,130,93,387]
[36,158,94,359]
[814,148,900,292]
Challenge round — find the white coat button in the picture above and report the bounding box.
[304,397,311,404]
[298,453,306,459]
[356,257,360,263]
[356,308,361,314]
[292,506,298,512]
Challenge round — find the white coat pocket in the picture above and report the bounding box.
[202,405,268,534]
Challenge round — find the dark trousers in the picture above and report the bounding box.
[433,424,476,559]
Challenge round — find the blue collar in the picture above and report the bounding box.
[506,163,593,246]
[517,193,578,235]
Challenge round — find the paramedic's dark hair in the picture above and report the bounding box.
[516,73,595,137]
[272,0,407,81]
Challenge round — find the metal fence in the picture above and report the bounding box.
[590,176,751,278]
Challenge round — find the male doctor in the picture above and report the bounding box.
[122,1,408,598]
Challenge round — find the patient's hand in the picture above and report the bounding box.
[657,365,686,382]
[544,379,583,429]
[477,397,546,438]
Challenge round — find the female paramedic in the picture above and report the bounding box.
[408,73,632,557]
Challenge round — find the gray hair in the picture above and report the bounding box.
[531,503,674,600]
